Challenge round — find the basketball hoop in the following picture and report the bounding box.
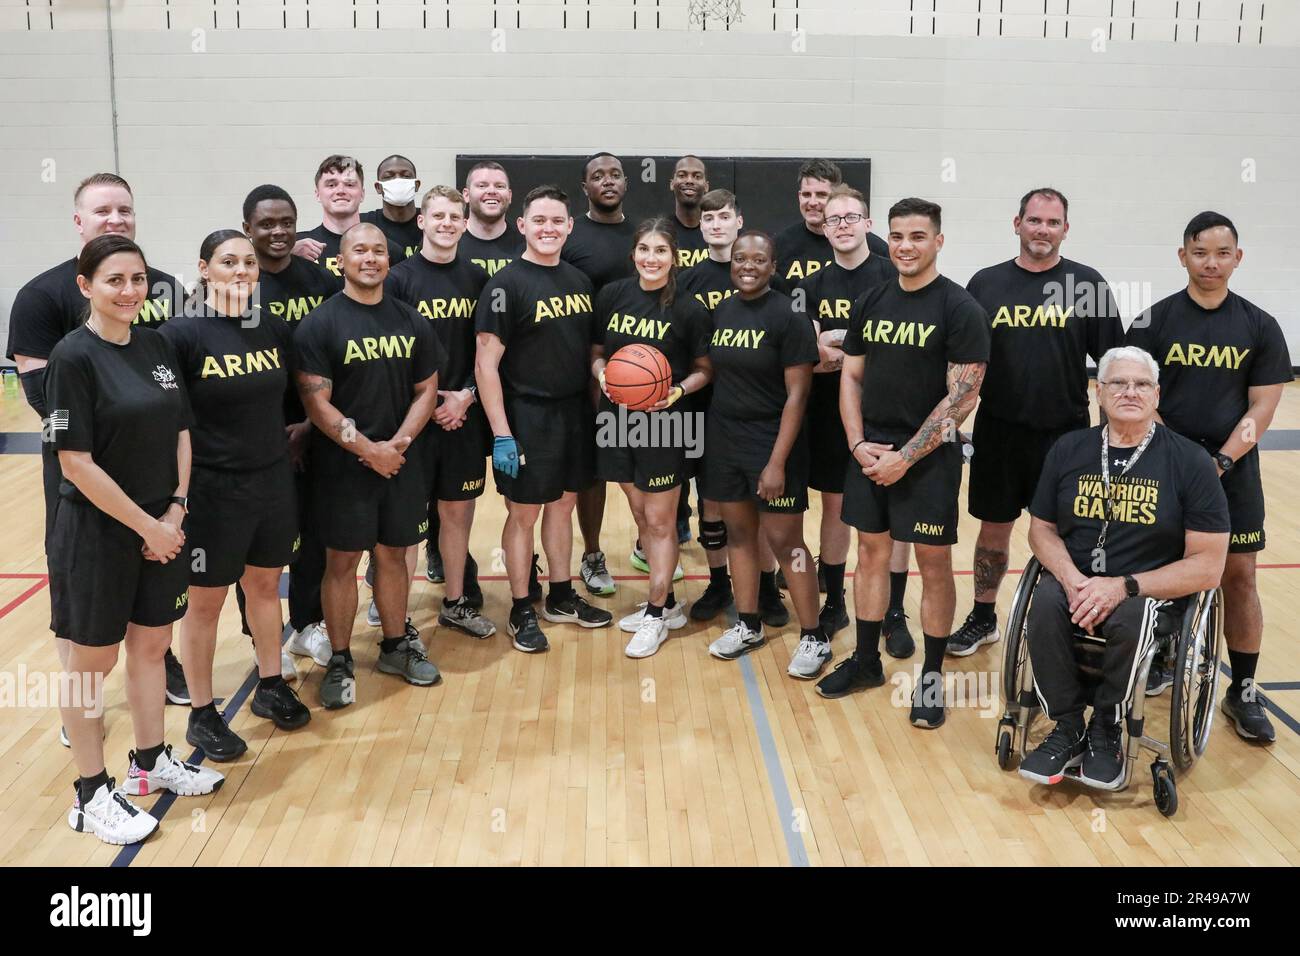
[687,0,744,27]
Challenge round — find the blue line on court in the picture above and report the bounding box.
[1259,681,1300,691]
[738,656,810,867]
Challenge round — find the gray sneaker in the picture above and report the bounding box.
[580,551,617,596]
[439,597,497,639]
[787,635,833,679]
[366,599,381,628]
[709,621,766,660]
[321,654,357,710]
[377,639,441,687]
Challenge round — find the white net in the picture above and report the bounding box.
[687,0,745,27]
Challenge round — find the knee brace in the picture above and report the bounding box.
[699,519,727,551]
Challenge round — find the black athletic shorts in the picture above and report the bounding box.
[48,497,191,646]
[1196,441,1266,554]
[807,372,849,493]
[968,409,1087,523]
[495,392,596,505]
[594,397,695,493]
[312,442,428,552]
[841,438,962,544]
[41,441,61,552]
[186,458,298,588]
[425,404,490,502]
[701,413,809,514]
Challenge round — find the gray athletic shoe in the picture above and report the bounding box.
[787,635,833,679]
[709,621,766,660]
[377,639,441,687]
[580,551,617,596]
[366,599,381,628]
[321,654,356,710]
[438,597,497,639]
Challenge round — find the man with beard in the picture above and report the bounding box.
[459,160,524,277]
[293,155,402,280]
[774,159,888,286]
[670,155,711,269]
[360,154,423,259]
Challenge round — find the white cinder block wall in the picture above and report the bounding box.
[2,0,1298,357]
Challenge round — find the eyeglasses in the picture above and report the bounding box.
[1099,379,1157,395]
[823,213,866,227]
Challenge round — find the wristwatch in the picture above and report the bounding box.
[1212,450,1234,473]
[1123,574,1140,598]
[168,495,189,513]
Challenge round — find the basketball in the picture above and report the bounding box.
[605,343,672,410]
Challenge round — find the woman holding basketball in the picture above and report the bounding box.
[591,219,712,657]
[701,232,827,678]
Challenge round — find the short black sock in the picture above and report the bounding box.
[923,634,948,674]
[511,596,532,617]
[134,741,166,772]
[258,674,284,691]
[190,701,217,718]
[855,619,883,660]
[972,599,996,626]
[443,596,459,609]
[1228,649,1259,693]
[549,580,575,603]
[645,603,664,619]
[823,562,846,607]
[709,565,731,588]
[888,571,908,611]
[739,611,762,632]
[77,769,111,805]
[665,590,676,609]
[801,626,826,643]
[335,648,354,665]
[380,636,404,654]
[759,569,778,596]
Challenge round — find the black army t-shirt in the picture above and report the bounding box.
[45,326,191,506]
[1030,425,1229,576]
[708,289,818,422]
[968,258,1123,431]
[679,257,738,315]
[160,306,292,471]
[774,222,889,287]
[673,217,710,270]
[387,253,488,392]
[359,208,422,261]
[295,224,404,282]
[7,258,182,361]
[594,278,711,384]
[1126,290,1293,445]
[474,258,595,400]
[257,256,340,426]
[294,293,443,454]
[842,274,990,445]
[561,216,638,292]
[459,228,525,278]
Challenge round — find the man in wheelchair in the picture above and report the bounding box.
[1020,346,1229,789]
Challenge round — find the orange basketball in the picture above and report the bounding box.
[605,344,673,411]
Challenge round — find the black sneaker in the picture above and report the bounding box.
[818,597,849,637]
[759,586,790,629]
[164,649,190,705]
[425,546,445,584]
[775,567,788,590]
[509,607,549,653]
[677,518,692,544]
[463,552,484,610]
[1080,714,1125,789]
[909,671,946,729]
[185,707,247,762]
[250,681,311,730]
[528,553,544,603]
[816,555,827,594]
[1018,720,1086,785]
[690,579,734,621]
[883,608,915,659]
[1145,653,1174,697]
[1221,686,1276,743]
[946,610,1000,657]
[543,591,613,628]
[815,653,885,698]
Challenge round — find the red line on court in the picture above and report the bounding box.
[0,576,48,619]
[0,573,50,579]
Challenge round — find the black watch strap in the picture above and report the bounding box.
[1123,574,1140,598]
[169,495,189,512]
[1213,451,1234,472]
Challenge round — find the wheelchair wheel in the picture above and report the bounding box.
[996,722,1013,770]
[1001,557,1042,704]
[1152,761,1178,817]
[1168,588,1223,772]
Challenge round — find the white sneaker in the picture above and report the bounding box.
[618,601,688,633]
[366,599,381,628]
[68,778,158,845]
[709,620,766,660]
[787,636,833,679]
[60,725,69,748]
[125,744,225,797]
[287,622,332,667]
[625,616,670,658]
[280,647,298,682]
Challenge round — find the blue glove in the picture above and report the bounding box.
[493,435,522,478]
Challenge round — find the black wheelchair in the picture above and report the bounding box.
[995,557,1222,816]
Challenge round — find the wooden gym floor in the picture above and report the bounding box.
[1,379,1298,867]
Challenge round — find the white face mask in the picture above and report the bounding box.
[380,177,417,206]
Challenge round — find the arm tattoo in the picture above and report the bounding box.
[298,376,332,396]
[900,362,986,463]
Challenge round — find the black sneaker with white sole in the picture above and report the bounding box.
[250,681,311,730]
[1221,687,1276,743]
[528,554,544,603]
[815,653,886,698]
[909,671,946,729]
[759,587,790,628]
[186,707,247,762]
[543,591,613,628]
[1079,714,1125,789]
[425,546,445,584]
[509,607,549,653]
[818,598,849,637]
[690,579,734,621]
[164,649,190,705]
[1018,720,1086,785]
[946,610,999,657]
